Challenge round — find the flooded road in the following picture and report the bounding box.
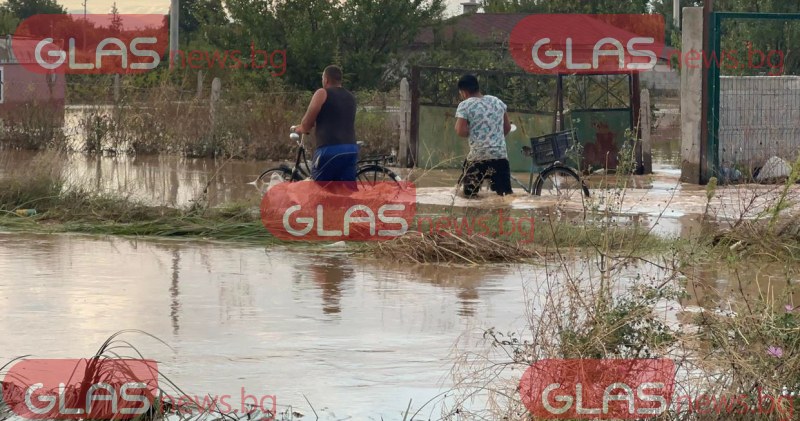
[0,136,682,210]
[8,111,799,418]
[0,233,535,419]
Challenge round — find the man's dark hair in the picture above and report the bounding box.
[324,65,343,83]
[457,74,480,94]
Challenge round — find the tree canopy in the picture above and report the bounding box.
[7,0,800,90]
[1,0,67,20]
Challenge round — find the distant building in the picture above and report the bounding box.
[0,35,66,122]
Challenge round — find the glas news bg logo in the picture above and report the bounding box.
[509,14,666,74]
[260,181,417,242]
[2,359,159,420]
[519,359,675,419]
[12,14,169,74]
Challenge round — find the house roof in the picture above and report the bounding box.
[414,13,527,46]
[413,13,675,60]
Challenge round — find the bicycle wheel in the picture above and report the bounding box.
[256,166,298,194]
[534,165,590,199]
[356,165,402,189]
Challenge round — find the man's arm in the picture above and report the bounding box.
[455,118,470,138]
[503,112,512,136]
[294,88,327,134]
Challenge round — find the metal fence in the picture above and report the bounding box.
[707,12,800,179]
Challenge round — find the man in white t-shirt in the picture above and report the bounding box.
[454,74,513,197]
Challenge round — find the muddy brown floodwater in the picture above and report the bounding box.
[0,233,538,419]
[0,233,795,419]
[12,111,774,418]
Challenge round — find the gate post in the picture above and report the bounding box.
[680,7,704,184]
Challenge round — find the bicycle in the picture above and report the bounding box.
[457,125,590,200]
[256,129,402,193]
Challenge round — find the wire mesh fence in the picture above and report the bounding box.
[715,15,800,175]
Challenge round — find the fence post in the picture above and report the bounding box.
[399,78,410,167]
[113,74,120,102]
[680,7,704,184]
[210,77,221,130]
[409,66,420,168]
[196,70,205,99]
[640,88,652,174]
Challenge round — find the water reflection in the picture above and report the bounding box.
[0,232,792,418]
[0,233,530,419]
[304,255,354,316]
[170,248,181,336]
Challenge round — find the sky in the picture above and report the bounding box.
[58,0,468,17]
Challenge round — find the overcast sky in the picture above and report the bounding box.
[58,0,467,17]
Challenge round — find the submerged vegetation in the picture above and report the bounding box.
[0,151,274,244]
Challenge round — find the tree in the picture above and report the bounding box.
[4,0,67,20]
[482,0,649,14]
[178,0,228,45]
[338,0,445,89]
[0,7,20,34]
[110,2,122,33]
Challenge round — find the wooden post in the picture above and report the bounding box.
[169,0,179,69]
[113,74,120,102]
[196,70,204,99]
[631,73,642,172]
[399,77,410,166]
[409,66,420,168]
[641,88,653,174]
[210,77,221,130]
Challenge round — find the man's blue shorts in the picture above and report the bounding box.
[312,143,360,182]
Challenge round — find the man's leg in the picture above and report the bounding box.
[312,144,359,192]
[488,159,513,196]
[462,160,488,198]
[312,144,359,182]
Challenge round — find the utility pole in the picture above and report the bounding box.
[673,0,680,29]
[169,0,179,69]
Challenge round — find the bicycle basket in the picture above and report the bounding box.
[529,130,576,166]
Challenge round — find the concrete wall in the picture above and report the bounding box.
[719,76,800,169]
[640,67,680,93]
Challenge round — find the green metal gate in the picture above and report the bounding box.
[410,66,558,172]
[706,12,800,182]
[410,66,641,173]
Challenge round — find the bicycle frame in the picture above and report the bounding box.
[510,161,561,194]
[288,134,312,180]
